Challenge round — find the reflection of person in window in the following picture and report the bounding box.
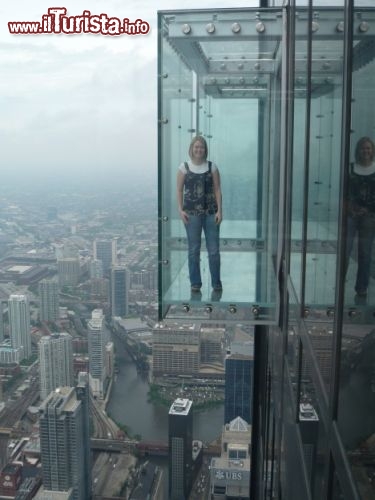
[346,137,375,297]
[177,136,222,293]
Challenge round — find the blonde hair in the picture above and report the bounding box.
[188,136,208,161]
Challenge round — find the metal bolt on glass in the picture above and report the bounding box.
[336,21,344,32]
[358,21,369,33]
[252,305,260,317]
[206,23,215,34]
[231,22,241,34]
[181,23,191,34]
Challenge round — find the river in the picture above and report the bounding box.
[107,333,224,443]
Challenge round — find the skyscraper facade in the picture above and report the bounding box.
[8,294,31,360]
[153,322,200,377]
[39,279,60,323]
[89,258,103,279]
[0,302,4,343]
[224,342,254,425]
[93,238,117,275]
[210,417,251,499]
[57,258,80,287]
[88,309,106,398]
[110,266,129,317]
[76,372,92,499]
[168,398,193,500]
[39,333,73,401]
[39,385,91,500]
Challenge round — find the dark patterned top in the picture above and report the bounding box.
[348,163,375,216]
[182,161,218,215]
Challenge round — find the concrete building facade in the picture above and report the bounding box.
[39,385,91,500]
[39,333,74,401]
[8,294,31,360]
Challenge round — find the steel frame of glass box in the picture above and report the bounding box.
[159,2,375,499]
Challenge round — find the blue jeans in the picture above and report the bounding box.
[346,214,375,292]
[184,214,221,288]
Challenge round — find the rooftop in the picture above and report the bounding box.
[169,398,193,416]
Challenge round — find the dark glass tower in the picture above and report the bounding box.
[76,373,92,500]
[168,398,193,500]
[110,266,129,317]
[224,342,254,425]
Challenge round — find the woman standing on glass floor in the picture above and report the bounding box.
[177,135,222,293]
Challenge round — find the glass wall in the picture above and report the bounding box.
[263,3,375,500]
[158,10,283,322]
[159,3,375,499]
[338,4,375,498]
[284,3,375,500]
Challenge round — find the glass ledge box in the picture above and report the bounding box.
[158,7,375,324]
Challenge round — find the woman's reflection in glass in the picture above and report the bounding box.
[346,137,375,298]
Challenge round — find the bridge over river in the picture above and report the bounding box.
[91,438,221,457]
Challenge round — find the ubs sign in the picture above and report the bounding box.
[214,469,243,481]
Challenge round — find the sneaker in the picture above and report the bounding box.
[213,284,223,292]
[191,285,201,293]
[355,289,367,297]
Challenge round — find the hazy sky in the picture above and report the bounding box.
[1,1,371,184]
[0,0,258,183]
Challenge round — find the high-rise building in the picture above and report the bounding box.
[8,294,31,360]
[39,333,73,401]
[153,323,200,377]
[58,258,80,287]
[168,398,193,500]
[110,266,129,317]
[39,385,91,500]
[93,239,117,275]
[0,302,4,343]
[105,341,114,379]
[39,279,60,323]
[88,309,106,398]
[224,341,254,425]
[200,327,224,365]
[76,372,92,499]
[131,268,158,290]
[89,259,103,279]
[209,416,251,499]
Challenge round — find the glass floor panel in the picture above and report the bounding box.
[165,250,258,303]
[162,249,277,324]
